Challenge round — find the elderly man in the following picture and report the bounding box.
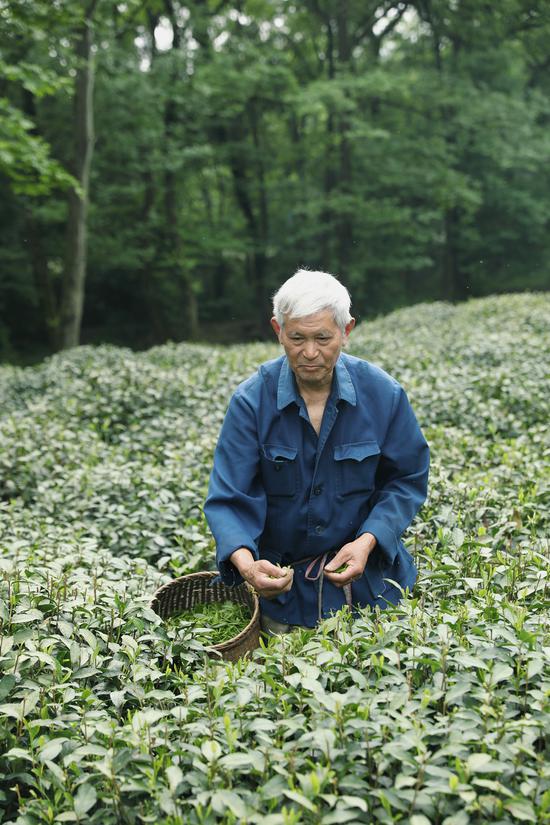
[204,270,429,633]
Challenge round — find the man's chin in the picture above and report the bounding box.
[295,366,332,386]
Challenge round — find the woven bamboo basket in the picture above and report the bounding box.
[150,571,260,662]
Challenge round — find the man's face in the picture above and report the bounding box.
[270,309,355,389]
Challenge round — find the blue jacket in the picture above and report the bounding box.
[204,353,429,627]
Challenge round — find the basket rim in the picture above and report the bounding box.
[150,570,260,654]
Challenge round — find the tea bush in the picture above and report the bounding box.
[0,294,548,824]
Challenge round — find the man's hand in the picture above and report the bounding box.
[230,548,294,599]
[324,533,377,587]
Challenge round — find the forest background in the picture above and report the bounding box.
[1,0,549,362]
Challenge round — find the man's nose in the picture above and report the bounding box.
[303,341,319,360]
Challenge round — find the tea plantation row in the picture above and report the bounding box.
[0,294,548,824]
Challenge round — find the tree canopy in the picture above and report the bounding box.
[1,0,549,357]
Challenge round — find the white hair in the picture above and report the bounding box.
[272,269,352,332]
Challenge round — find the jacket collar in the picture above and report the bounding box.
[277,355,357,410]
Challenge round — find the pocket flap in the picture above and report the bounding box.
[334,440,380,462]
[262,444,297,462]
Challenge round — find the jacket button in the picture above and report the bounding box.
[315,525,324,535]
[274,465,282,472]
[313,485,322,495]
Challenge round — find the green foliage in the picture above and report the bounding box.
[167,601,252,645]
[0,294,548,823]
[0,98,75,195]
[2,1,550,355]
[0,59,71,98]
[0,0,77,197]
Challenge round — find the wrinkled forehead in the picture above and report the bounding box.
[282,309,341,333]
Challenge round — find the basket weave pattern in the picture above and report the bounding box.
[150,571,260,662]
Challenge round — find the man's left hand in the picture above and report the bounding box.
[324,533,377,586]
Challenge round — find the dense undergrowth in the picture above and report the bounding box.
[0,294,548,824]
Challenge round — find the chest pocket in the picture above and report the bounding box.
[260,444,298,497]
[334,440,380,496]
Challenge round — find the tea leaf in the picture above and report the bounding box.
[73,783,97,817]
[201,740,222,762]
[0,674,16,701]
[211,789,247,817]
[283,790,318,812]
[0,295,548,824]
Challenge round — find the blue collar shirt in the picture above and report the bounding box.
[204,353,429,627]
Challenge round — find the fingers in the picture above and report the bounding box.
[257,562,293,588]
[324,551,349,574]
[246,561,294,598]
[254,578,293,599]
[257,560,287,578]
[325,548,365,587]
[324,566,361,587]
[325,552,354,583]
[259,579,293,600]
[324,537,375,587]
[256,571,293,593]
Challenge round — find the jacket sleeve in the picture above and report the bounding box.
[357,383,429,564]
[203,391,267,585]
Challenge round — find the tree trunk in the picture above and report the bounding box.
[321,16,336,262]
[25,211,60,348]
[59,13,95,349]
[159,0,198,340]
[162,161,199,339]
[249,102,270,323]
[227,123,265,324]
[336,0,353,274]
[21,90,61,349]
[137,10,165,343]
[442,207,462,300]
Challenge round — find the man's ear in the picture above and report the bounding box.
[342,317,355,346]
[270,317,282,340]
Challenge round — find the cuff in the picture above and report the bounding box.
[216,543,258,587]
[357,518,399,565]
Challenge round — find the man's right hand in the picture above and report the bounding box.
[230,548,294,599]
